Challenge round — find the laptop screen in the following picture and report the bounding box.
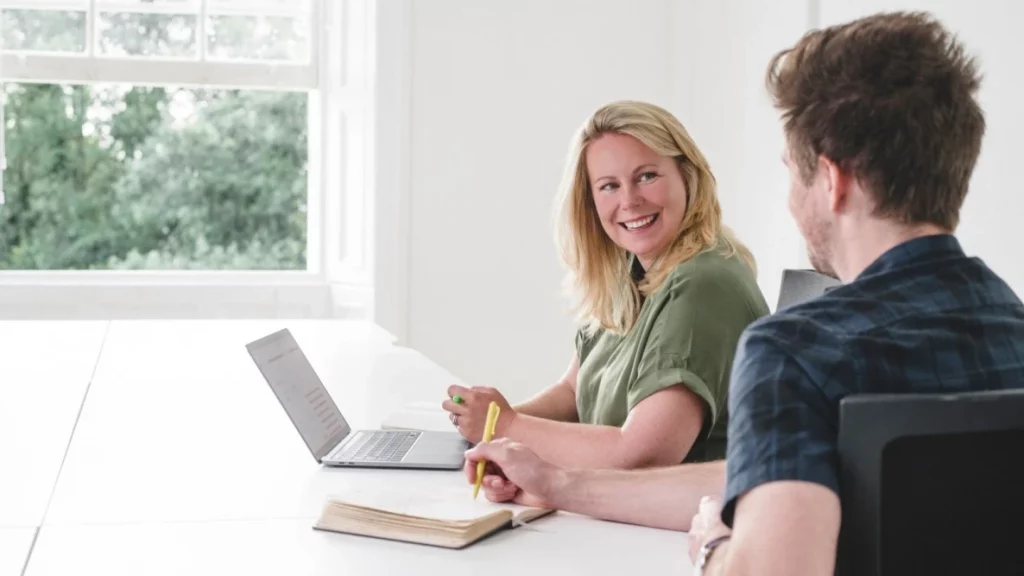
[246,329,351,462]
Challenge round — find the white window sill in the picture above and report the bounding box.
[0,274,371,320]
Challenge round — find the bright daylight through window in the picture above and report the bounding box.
[0,0,318,271]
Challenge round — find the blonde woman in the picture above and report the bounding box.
[443,100,769,470]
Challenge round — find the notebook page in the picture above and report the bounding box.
[327,482,541,522]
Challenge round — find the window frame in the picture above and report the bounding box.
[0,0,376,319]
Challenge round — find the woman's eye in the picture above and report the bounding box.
[638,171,658,182]
[599,182,618,192]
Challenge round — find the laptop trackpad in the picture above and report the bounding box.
[404,432,469,466]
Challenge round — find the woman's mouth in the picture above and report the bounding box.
[620,213,659,231]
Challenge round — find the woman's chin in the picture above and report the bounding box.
[620,238,665,262]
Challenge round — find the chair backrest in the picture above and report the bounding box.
[776,269,840,311]
[836,389,1024,576]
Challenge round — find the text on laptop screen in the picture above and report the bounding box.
[248,330,351,458]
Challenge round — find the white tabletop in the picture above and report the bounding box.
[43,319,405,526]
[26,515,691,576]
[0,321,108,527]
[13,319,691,575]
[0,528,35,576]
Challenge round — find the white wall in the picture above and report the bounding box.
[405,0,675,402]
[401,0,814,402]
[670,0,814,308]
[820,0,1024,295]
[399,0,1024,402]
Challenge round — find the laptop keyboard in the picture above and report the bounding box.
[335,431,421,463]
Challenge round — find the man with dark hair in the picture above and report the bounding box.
[686,10,1024,575]
[461,11,1024,575]
[763,10,985,276]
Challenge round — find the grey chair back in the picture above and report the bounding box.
[776,269,840,311]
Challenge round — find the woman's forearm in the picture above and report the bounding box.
[513,380,578,422]
[505,414,661,469]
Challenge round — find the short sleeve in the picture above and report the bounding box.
[720,327,840,527]
[575,328,598,364]
[628,269,759,433]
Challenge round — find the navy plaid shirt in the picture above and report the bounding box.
[722,234,1024,525]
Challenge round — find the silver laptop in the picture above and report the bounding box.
[245,328,468,470]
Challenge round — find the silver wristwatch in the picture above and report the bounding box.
[696,534,731,575]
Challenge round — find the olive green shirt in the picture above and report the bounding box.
[575,247,769,462]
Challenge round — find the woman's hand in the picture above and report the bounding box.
[441,385,517,443]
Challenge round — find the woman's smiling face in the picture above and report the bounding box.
[586,132,688,269]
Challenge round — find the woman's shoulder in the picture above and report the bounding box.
[662,246,754,290]
[657,248,769,314]
[574,324,603,360]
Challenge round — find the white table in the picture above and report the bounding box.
[43,319,402,525]
[16,319,691,575]
[0,528,35,576]
[0,321,108,528]
[26,514,690,576]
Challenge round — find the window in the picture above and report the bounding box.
[0,0,375,318]
[1,81,309,270]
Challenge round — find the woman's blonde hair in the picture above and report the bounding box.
[554,100,755,335]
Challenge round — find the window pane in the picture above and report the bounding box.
[208,0,308,16]
[98,12,197,57]
[206,14,308,61]
[96,0,198,10]
[0,83,309,271]
[1,9,86,53]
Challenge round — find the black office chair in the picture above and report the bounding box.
[836,389,1024,576]
[776,268,840,311]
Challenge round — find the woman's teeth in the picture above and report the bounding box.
[623,214,657,230]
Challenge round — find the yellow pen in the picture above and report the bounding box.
[473,401,500,499]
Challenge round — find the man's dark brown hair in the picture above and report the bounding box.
[766,11,985,230]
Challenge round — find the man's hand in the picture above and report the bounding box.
[442,385,516,443]
[687,495,732,564]
[463,438,562,508]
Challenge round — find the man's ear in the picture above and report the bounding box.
[820,155,852,213]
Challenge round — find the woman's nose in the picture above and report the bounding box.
[620,184,642,208]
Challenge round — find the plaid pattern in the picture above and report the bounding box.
[721,234,1024,526]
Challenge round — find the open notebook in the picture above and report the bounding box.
[313,486,555,549]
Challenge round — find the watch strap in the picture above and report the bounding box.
[696,534,732,575]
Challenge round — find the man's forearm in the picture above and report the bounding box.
[693,481,841,576]
[545,460,725,531]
